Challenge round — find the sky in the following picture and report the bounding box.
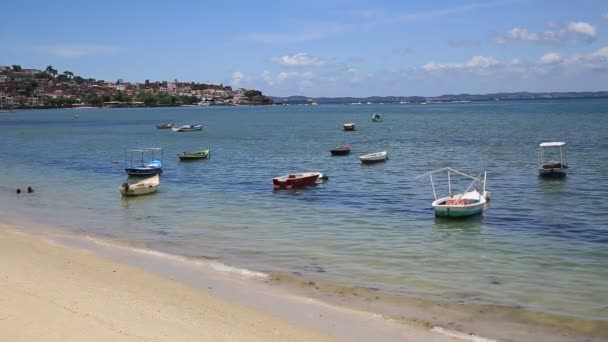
[1,0,607,97]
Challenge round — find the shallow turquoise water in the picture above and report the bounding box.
[0,100,607,322]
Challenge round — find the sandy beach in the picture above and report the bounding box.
[0,225,466,342]
[0,226,332,342]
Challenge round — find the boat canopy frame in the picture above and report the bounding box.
[538,141,566,167]
[125,147,163,167]
[415,167,487,201]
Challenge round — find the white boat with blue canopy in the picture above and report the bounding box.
[416,167,490,218]
[538,141,568,178]
[125,147,163,176]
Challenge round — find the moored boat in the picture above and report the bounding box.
[538,142,568,178]
[330,146,351,156]
[177,148,210,161]
[156,122,174,129]
[371,113,383,122]
[124,148,163,176]
[172,124,203,132]
[359,151,388,164]
[273,172,323,190]
[416,167,490,218]
[343,123,356,131]
[119,174,159,196]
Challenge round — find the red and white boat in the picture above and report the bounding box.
[273,172,323,190]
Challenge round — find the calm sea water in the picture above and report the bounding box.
[1,101,607,328]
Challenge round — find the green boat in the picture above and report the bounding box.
[177,148,210,161]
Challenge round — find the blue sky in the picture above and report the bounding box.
[2,0,607,96]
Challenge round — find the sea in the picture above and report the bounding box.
[1,100,607,340]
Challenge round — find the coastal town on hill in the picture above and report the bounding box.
[0,64,273,109]
[2,64,608,110]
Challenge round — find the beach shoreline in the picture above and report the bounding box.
[0,223,469,341]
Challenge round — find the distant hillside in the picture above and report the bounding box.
[271,91,608,104]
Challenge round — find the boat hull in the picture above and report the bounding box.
[156,123,174,129]
[119,175,159,196]
[172,125,202,132]
[538,167,567,178]
[330,147,351,156]
[433,204,484,217]
[273,173,320,190]
[177,149,210,161]
[125,160,163,176]
[125,167,162,176]
[432,195,486,217]
[360,151,388,164]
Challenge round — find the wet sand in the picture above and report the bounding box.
[0,225,460,341]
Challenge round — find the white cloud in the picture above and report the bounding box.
[422,55,511,72]
[231,71,245,87]
[592,46,608,58]
[271,53,328,67]
[276,71,313,82]
[506,27,539,42]
[494,21,598,45]
[539,52,562,65]
[566,21,597,39]
[33,44,118,57]
[261,70,274,86]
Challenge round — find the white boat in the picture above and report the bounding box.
[359,151,388,164]
[538,142,568,178]
[371,113,383,122]
[172,124,202,132]
[416,168,490,218]
[343,123,356,131]
[119,174,159,196]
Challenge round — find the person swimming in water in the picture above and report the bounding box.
[16,188,21,194]
[27,186,34,193]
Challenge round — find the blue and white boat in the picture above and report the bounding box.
[124,148,163,176]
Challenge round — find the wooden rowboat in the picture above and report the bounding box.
[273,172,323,190]
[177,148,210,161]
[359,151,388,164]
[330,146,351,156]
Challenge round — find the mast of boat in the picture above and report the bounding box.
[447,169,452,197]
[483,171,487,194]
[429,174,437,200]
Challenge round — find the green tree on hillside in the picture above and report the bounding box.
[45,65,58,76]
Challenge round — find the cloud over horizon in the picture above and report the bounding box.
[271,53,329,67]
[493,21,598,45]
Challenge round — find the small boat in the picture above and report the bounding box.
[177,148,210,161]
[371,113,383,122]
[330,146,351,156]
[172,124,202,132]
[119,174,159,196]
[416,168,490,218]
[359,151,388,164]
[74,114,80,118]
[343,123,356,131]
[273,172,323,190]
[124,148,163,176]
[156,122,174,129]
[538,142,568,178]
